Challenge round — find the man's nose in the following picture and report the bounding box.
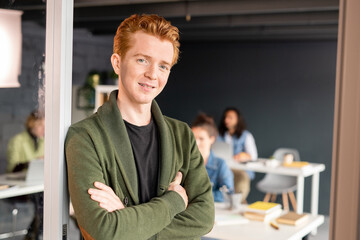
[145,64,157,80]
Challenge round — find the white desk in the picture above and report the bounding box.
[0,174,44,199]
[227,160,325,216]
[205,203,325,240]
[0,173,44,239]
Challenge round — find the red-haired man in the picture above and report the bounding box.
[66,14,214,240]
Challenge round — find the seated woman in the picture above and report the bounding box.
[7,111,45,173]
[217,107,258,202]
[192,113,234,202]
[6,110,45,240]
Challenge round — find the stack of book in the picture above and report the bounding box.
[283,161,309,168]
[276,211,309,226]
[243,201,282,222]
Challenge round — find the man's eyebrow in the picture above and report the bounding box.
[134,53,171,66]
[134,53,148,58]
[160,59,171,67]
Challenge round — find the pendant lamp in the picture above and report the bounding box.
[0,9,23,88]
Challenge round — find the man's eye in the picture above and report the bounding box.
[137,59,147,64]
[159,65,169,71]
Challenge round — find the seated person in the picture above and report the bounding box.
[217,107,258,202]
[6,110,45,240]
[192,113,234,202]
[7,110,45,173]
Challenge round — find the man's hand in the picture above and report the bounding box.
[88,182,125,212]
[233,152,251,162]
[168,172,188,208]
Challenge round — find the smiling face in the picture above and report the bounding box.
[112,31,174,106]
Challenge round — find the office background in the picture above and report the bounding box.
[0,21,336,216]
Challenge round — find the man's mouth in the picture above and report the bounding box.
[139,83,155,89]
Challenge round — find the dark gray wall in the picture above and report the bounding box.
[157,40,336,215]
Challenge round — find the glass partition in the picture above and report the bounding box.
[0,1,46,239]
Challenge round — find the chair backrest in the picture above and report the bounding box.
[273,148,300,162]
[256,148,300,193]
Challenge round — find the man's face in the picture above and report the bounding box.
[115,31,174,105]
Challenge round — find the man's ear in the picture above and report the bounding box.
[111,53,121,75]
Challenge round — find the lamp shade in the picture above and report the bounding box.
[0,9,23,88]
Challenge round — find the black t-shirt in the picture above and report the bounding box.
[124,118,159,204]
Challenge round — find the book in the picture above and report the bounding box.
[244,208,282,222]
[0,184,17,191]
[245,201,281,214]
[215,213,249,226]
[283,161,309,168]
[276,212,309,226]
[0,184,10,190]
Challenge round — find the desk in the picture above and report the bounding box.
[0,173,44,239]
[205,203,325,240]
[0,174,44,199]
[227,160,325,216]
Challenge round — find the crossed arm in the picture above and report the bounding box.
[88,172,188,212]
[66,126,214,239]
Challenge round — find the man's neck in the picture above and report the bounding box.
[117,97,152,126]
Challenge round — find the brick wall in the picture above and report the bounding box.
[0,21,113,173]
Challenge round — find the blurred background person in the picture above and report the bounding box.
[192,113,234,202]
[6,110,45,173]
[6,110,44,240]
[218,107,258,202]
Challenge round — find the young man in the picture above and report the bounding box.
[65,14,214,239]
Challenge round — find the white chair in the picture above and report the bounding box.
[256,148,300,211]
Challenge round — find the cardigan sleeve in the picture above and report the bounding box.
[66,126,187,240]
[156,130,215,239]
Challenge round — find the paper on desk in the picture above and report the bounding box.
[246,161,264,168]
[215,213,249,226]
[0,184,18,192]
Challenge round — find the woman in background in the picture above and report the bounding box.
[218,107,258,202]
[6,110,45,240]
[192,113,234,202]
[6,110,45,172]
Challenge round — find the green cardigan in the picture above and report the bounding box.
[7,130,44,172]
[65,91,214,240]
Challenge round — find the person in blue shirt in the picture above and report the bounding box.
[192,113,234,202]
[218,107,258,202]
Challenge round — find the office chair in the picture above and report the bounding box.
[256,148,300,211]
[0,198,34,239]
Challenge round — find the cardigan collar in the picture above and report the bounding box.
[97,90,174,204]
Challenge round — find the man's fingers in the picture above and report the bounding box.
[94,181,112,191]
[172,172,183,185]
[93,182,119,199]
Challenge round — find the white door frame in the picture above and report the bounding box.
[44,0,73,239]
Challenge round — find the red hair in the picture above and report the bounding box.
[113,14,180,66]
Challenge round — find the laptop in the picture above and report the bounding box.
[6,159,44,183]
[211,141,233,164]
